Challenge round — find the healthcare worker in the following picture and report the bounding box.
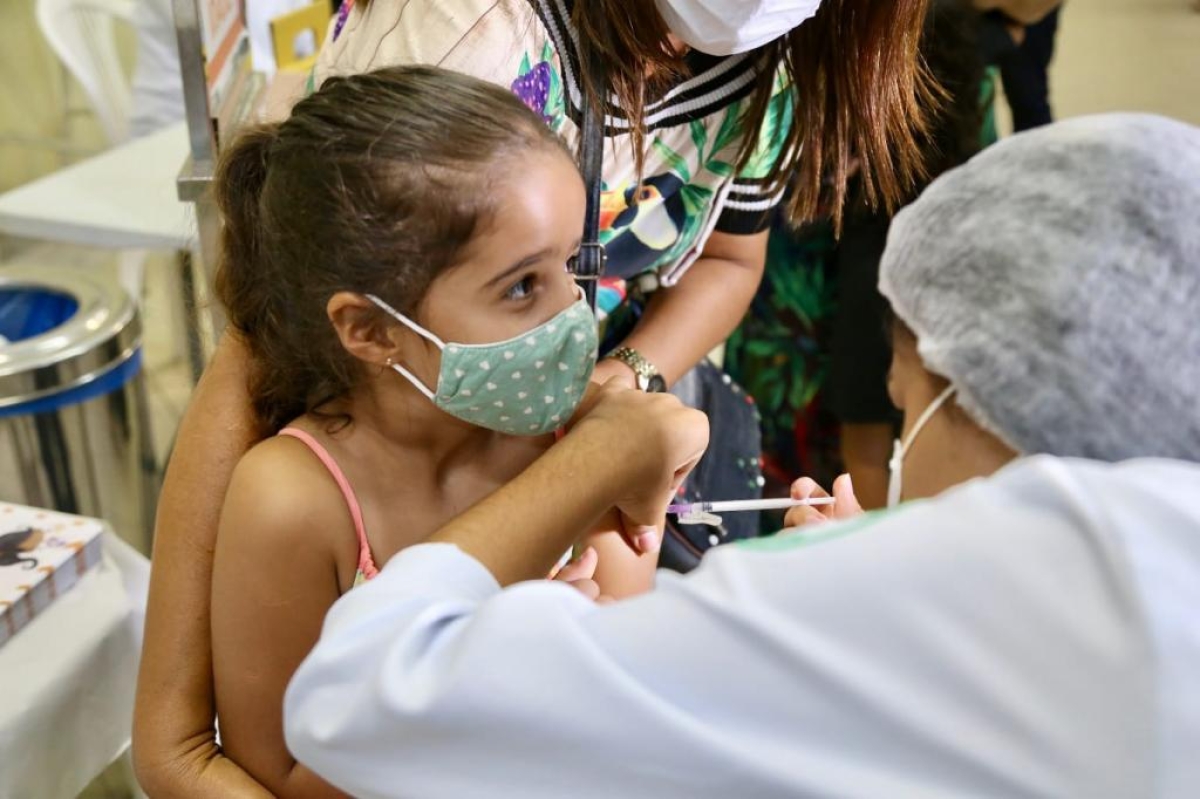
[283,114,1200,798]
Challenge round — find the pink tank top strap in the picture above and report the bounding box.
[277,427,379,581]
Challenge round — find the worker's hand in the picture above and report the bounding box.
[549,546,613,604]
[784,474,863,528]
[569,380,709,555]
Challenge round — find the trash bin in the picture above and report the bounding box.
[0,266,158,554]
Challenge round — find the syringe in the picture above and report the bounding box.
[668,497,835,526]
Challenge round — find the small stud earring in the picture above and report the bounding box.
[385,356,393,367]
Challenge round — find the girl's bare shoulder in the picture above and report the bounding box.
[219,432,360,568]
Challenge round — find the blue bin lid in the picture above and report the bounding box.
[0,267,141,412]
[0,287,79,344]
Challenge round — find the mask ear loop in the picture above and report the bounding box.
[366,294,444,401]
[886,438,905,509]
[888,384,956,507]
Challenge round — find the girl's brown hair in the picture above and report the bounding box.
[573,0,938,229]
[214,66,572,433]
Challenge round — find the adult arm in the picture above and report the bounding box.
[285,457,1153,798]
[133,333,270,798]
[592,229,769,388]
[591,55,785,390]
[586,230,770,585]
[434,382,709,585]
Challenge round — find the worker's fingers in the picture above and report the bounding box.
[786,476,835,527]
[551,546,598,583]
[562,578,602,602]
[784,504,830,529]
[786,474,863,526]
[831,474,865,520]
[790,477,832,502]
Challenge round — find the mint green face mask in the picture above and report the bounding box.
[367,290,597,436]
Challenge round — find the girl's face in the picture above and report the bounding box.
[418,150,587,345]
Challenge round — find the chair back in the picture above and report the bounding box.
[36,0,137,146]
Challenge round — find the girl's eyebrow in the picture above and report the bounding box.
[486,249,552,287]
[485,239,583,288]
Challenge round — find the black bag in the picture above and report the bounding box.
[574,57,764,574]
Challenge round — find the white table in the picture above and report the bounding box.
[0,122,195,251]
[0,535,150,799]
[0,121,210,379]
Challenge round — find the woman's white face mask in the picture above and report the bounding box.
[654,0,824,56]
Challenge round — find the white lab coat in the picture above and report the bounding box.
[284,456,1200,798]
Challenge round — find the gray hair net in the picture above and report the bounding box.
[879,113,1200,462]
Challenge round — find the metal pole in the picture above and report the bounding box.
[173,0,218,174]
[172,0,225,363]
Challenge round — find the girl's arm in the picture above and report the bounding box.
[580,510,661,599]
[133,333,272,798]
[591,229,769,389]
[210,438,356,799]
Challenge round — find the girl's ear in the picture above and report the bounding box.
[327,292,406,367]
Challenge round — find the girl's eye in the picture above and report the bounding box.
[504,275,536,301]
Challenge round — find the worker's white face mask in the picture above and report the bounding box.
[654,0,823,56]
[887,386,956,509]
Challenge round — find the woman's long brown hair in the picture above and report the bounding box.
[354,0,935,229]
[573,0,939,230]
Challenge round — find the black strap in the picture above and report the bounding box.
[574,50,606,312]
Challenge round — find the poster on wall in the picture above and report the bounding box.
[246,0,315,73]
[198,0,239,51]
[193,0,258,145]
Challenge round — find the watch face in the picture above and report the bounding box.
[647,374,667,393]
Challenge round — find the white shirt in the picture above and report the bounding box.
[284,456,1200,798]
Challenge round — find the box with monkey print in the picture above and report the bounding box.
[0,503,105,648]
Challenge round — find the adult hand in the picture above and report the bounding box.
[784,474,864,528]
[569,380,709,553]
[550,546,614,603]
[134,333,273,799]
[431,379,707,586]
[584,359,667,555]
[591,356,640,390]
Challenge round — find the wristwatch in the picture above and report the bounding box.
[607,347,667,393]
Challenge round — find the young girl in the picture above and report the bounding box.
[208,65,648,797]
